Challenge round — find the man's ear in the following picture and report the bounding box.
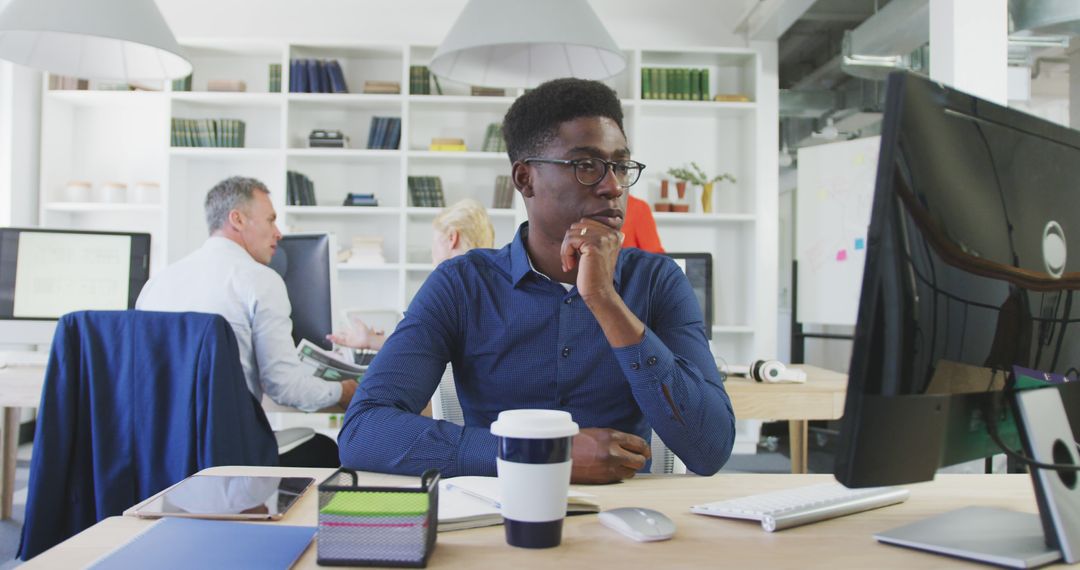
[512,161,533,198]
[447,229,461,250]
[227,208,245,231]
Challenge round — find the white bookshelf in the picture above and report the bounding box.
[36,40,775,366]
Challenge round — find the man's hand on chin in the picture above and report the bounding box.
[570,427,651,484]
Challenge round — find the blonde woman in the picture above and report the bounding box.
[327,199,495,349]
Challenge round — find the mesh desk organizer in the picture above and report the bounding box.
[317,468,440,567]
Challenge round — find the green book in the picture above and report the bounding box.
[690,69,700,101]
[701,68,710,100]
[658,68,668,100]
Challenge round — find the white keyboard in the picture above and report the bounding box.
[691,483,910,532]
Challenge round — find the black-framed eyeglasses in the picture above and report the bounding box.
[522,157,646,188]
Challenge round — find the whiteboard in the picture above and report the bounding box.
[795,136,880,326]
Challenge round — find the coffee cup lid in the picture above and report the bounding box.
[490,409,579,439]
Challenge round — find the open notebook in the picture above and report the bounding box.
[438,476,599,532]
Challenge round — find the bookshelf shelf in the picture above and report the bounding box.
[171,92,284,107]
[284,206,402,216]
[42,202,163,213]
[37,40,776,367]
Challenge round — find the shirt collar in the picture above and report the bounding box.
[205,235,252,260]
[508,222,624,290]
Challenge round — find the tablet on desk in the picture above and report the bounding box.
[125,475,315,521]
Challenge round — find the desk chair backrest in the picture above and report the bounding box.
[431,366,686,474]
[18,310,279,560]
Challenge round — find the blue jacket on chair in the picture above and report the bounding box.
[18,310,279,560]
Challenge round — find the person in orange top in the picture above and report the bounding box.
[621,195,665,253]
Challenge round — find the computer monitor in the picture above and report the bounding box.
[665,253,713,340]
[0,227,151,346]
[834,71,1080,566]
[268,233,338,351]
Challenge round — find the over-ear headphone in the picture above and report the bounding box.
[750,360,807,383]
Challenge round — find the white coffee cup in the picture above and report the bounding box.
[100,182,127,203]
[489,409,579,548]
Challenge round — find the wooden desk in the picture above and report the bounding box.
[724,365,847,474]
[24,466,1050,569]
[0,364,46,520]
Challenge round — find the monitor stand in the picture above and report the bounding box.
[875,388,1080,569]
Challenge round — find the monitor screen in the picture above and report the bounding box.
[0,228,151,321]
[268,233,337,351]
[665,253,713,340]
[834,72,1080,488]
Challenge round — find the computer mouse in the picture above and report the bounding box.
[598,507,676,542]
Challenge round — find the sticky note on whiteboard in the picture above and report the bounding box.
[855,238,865,250]
[836,249,848,262]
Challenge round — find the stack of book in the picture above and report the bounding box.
[207,79,246,92]
[407,176,445,207]
[492,175,514,209]
[471,86,505,97]
[171,74,192,92]
[48,76,89,90]
[366,117,401,150]
[429,137,466,152]
[481,123,506,153]
[345,235,386,266]
[287,171,316,205]
[409,65,431,94]
[289,59,349,93]
[171,119,246,147]
[342,192,378,207]
[363,80,401,95]
[269,64,282,93]
[641,67,716,101]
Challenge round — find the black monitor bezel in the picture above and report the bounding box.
[0,227,152,321]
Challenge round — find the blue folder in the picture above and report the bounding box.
[90,518,315,569]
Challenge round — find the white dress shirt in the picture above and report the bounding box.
[136,236,341,412]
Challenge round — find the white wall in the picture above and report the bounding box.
[157,0,756,47]
[0,60,40,227]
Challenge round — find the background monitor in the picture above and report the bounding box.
[665,253,713,340]
[0,227,151,346]
[834,72,1080,565]
[268,233,338,351]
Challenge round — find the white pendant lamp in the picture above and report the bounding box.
[431,0,626,88]
[0,0,192,81]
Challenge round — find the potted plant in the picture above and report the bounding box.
[666,163,736,213]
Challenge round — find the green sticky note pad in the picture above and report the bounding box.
[321,491,428,516]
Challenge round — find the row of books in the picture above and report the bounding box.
[429,137,465,152]
[641,67,712,101]
[342,192,378,206]
[287,170,316,205]
[172,74,192,92]
[493,175,514,209]
[367,117,401,150]
[48,76,89,90]
[407,176,446,207]
[289,59,349,93]
[409,65,443,95]
[481,123,506,153]
[269,64,282,93]
[171,118,246,148]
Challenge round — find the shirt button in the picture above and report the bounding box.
[631,362,640,370]
[564,298,572,304]
[646,356,658,366]
[561,347,571,358]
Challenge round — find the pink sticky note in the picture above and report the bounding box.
[836,249,848,261]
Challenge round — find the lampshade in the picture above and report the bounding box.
[0,0,192,81]
[431,0,626,88]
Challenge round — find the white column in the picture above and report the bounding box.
[0,61,12,226]
[929,0,1008,105]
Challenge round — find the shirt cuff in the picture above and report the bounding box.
[611,328,673,386]
[318,381,343,411]
[456,428,499,476]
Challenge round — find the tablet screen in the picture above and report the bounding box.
[132,475,315,520]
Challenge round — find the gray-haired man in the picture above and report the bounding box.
[137,176,356,466]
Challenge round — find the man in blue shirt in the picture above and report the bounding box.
[339,78,735,483]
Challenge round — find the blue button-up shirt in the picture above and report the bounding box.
[339,223,735,476]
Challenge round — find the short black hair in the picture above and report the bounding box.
[502,78,625,163]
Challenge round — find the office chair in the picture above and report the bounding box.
[431,366,686,474]
[18,310,279,560]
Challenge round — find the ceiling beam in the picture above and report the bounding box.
[735,0,818,41]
